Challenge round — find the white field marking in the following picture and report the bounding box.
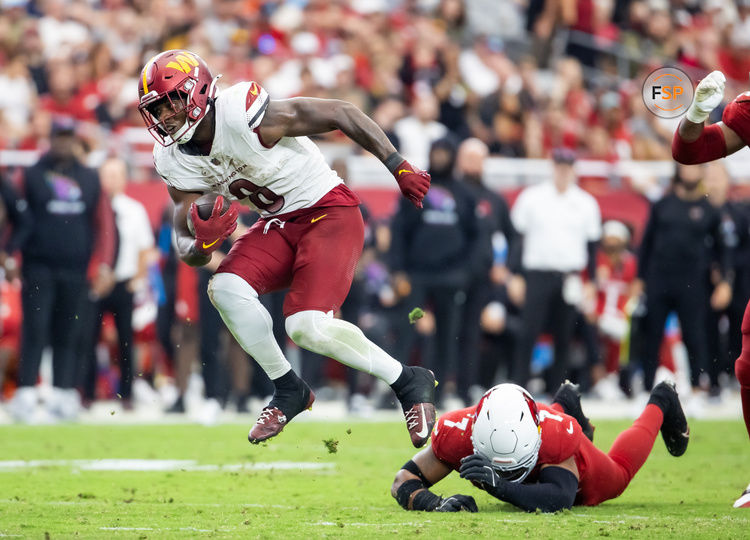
[100,527,224,533]
[572,513,650,520]
[314,522,432,527]
[100,528,153,531]
[0,500,298,509]
[0,459,334,472]
[312,519,532,527]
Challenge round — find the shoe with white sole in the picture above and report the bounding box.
[734,483,750,508]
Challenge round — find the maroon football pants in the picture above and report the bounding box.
[217,205,364,317]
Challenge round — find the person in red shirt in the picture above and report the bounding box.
[390,382,688,512]
[671,70,750,508]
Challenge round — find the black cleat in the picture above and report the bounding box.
[553,380,595,442]
[392,366,438,448]
[649,381,689,457]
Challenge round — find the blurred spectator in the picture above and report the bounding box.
[0,172,32,398]
[509,148,602,393]
[454,138,515,401]
[389,137,481,404]
[635,163,732,392]
[704,162,749,398]
[0,173,32,281]
[79,156,154,409]
[393,91,448,170]
[0,54,37,142]
[9,118,115,423]
[586,219,638,399]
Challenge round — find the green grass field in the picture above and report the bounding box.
[0,418,748,539]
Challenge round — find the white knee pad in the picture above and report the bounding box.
[208,272,259,311]
[208,273,291,380]
[285,310,336,353]
[284,310,402,383]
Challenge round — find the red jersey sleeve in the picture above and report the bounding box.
[537,404,584,465]
[430,407,476,471]
[722,92,750,147]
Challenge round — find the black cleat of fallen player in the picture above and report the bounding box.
[391,366,438,448]
[553,380,595,442]
[249,373,314,444]
[648,381,689,457]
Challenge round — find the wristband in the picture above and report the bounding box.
[384,152,405,175]
[412,489,442,511]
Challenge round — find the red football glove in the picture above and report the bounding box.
[393,160,431,209]
[189,196,239,255]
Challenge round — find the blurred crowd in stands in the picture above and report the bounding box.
[1,0,750,422]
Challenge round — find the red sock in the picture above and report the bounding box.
[608,404,663,481]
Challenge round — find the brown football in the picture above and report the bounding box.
[187,193,231,235]
[194,193,231,220]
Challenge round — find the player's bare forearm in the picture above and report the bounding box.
[167,186,211,267]
[259,98,397,162]
[174,232,211,267]
[677,118,705,143]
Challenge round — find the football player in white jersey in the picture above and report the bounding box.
[137,50,436,447]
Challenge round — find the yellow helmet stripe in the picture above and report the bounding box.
[142,64,149,94]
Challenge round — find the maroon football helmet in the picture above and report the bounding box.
[137,50,220,146]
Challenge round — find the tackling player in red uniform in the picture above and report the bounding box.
[672,70,750,508]
[137,50,436,447]
[390,382,688,512]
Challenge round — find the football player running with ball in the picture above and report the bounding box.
[672,70,750,508]
[391,382,688,512]
[137,50,435,447]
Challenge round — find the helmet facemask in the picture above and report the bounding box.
[139,76,206,146]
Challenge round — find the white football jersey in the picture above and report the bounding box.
[152,81,343,217]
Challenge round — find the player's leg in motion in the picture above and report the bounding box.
[732,298,750,508]
[577,381,688,505]
[284,206,437,448]
[208,272,311,442]
[207,217,314,444]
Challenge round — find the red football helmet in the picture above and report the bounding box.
[137,50,220,146]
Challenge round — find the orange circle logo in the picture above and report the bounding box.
[642,67,694,119]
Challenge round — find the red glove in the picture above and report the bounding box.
[189,196,239,255]
[393,159,431,209]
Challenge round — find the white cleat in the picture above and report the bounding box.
[8,387,38,424]
[734,483,750,508]
[47,387,81,422]
[195,398,222,426]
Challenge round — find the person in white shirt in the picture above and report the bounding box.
[509,148,602,392]
[79,157,154,408]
